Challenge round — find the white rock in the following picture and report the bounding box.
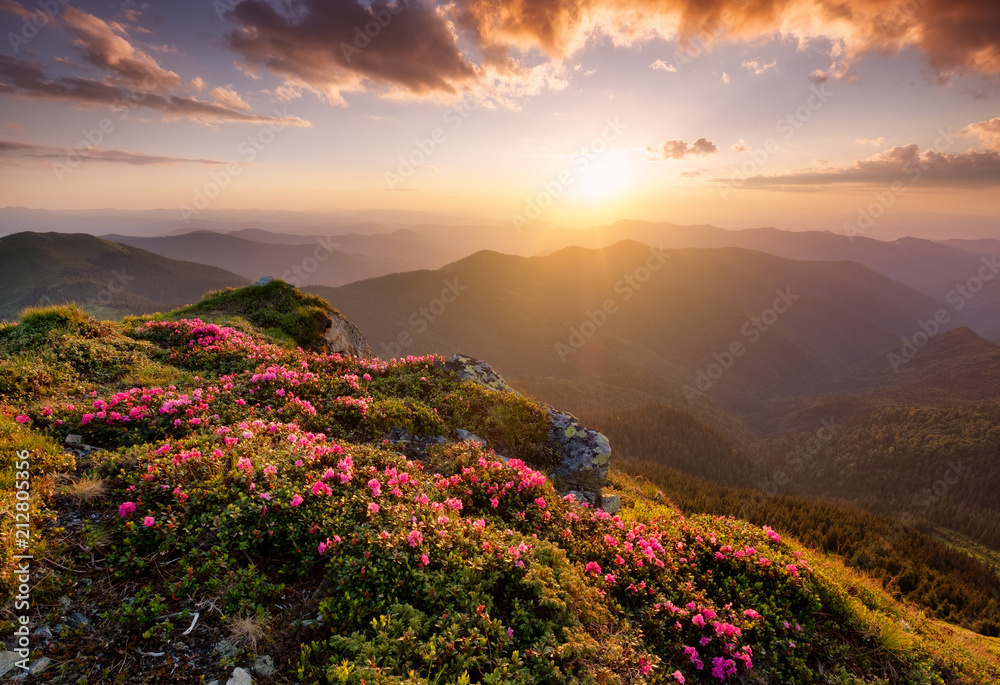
[226,666,253,685]
[0,651,21,678]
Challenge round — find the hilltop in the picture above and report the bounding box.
[1,282,999,684]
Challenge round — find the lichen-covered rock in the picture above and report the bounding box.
[318,309,372,358]
[439,354,515,393]
[226,667,253,685]
[546,407,612,495]
[442,354,613,504]
[600,493,621,515]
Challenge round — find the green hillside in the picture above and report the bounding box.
[0,232,248,321]
[1,284,999,683]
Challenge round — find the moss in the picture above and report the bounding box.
[167,279,335,349]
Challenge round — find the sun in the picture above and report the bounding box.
[573,155,632,202]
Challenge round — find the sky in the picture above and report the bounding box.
[0,0,998,233]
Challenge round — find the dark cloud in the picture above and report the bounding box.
[724,144,1000,187]
[647,137,718,160]
[0,56,308,127]
[0,139,227,165]
[224,0,480,103]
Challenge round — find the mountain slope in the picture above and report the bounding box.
[0,232,247,320]
[313,241,956,414]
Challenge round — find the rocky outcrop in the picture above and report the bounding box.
[440,354,516,393]
[441,354,615,508]
[546,407,612,501]
[317,308,372,358]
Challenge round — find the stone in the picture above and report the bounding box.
[455,429,487,446]
[0,651,21,678]
[28,658,50,675]
[600,493,621,515]
[546,407,612,496]
[67,612,89,628]
[207,681,219,685]
[253,655,275,676]
[253,276,274,286]
[31,626,53,641]
[65,434,83,445]
[440,354,515,393]
[565,490,597,506]
[226,666,253,685]
[316,308,372,358]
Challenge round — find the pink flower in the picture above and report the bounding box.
[311,481,332,496]
[318,541,328,554]
[368,502,380,514]
[367,478,382,497]
[534,497,546,509]
[584,561,601,575]
[490,497,499,508]
[143,516,155,527]
[81,413,94,425]
[672,671,685,684]
[419,553,430,567]
[290,494,304,507]
[118,501,136,517]
[408,530,423,547]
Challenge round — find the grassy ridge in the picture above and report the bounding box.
[0,295,998,683]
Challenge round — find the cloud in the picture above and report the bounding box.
[721,72,730,84]
[5,121,26,131]
[190,76,205,91]
[0,56,310,127]
[650,59,677,72]
[210,85,251,111]
[724,144,1000,187]
[223,0,480,105]
[0,0,33,18]
[742,59,776,75]
[808,69,828,84]
[210,0,1000,107]
[647,137,719,160]
[964,117,1000,150]
[855,136,886,146]
[62,7,183,91]
[679,169,707,177]
[0,140,227,166]
[731,139,747,153]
